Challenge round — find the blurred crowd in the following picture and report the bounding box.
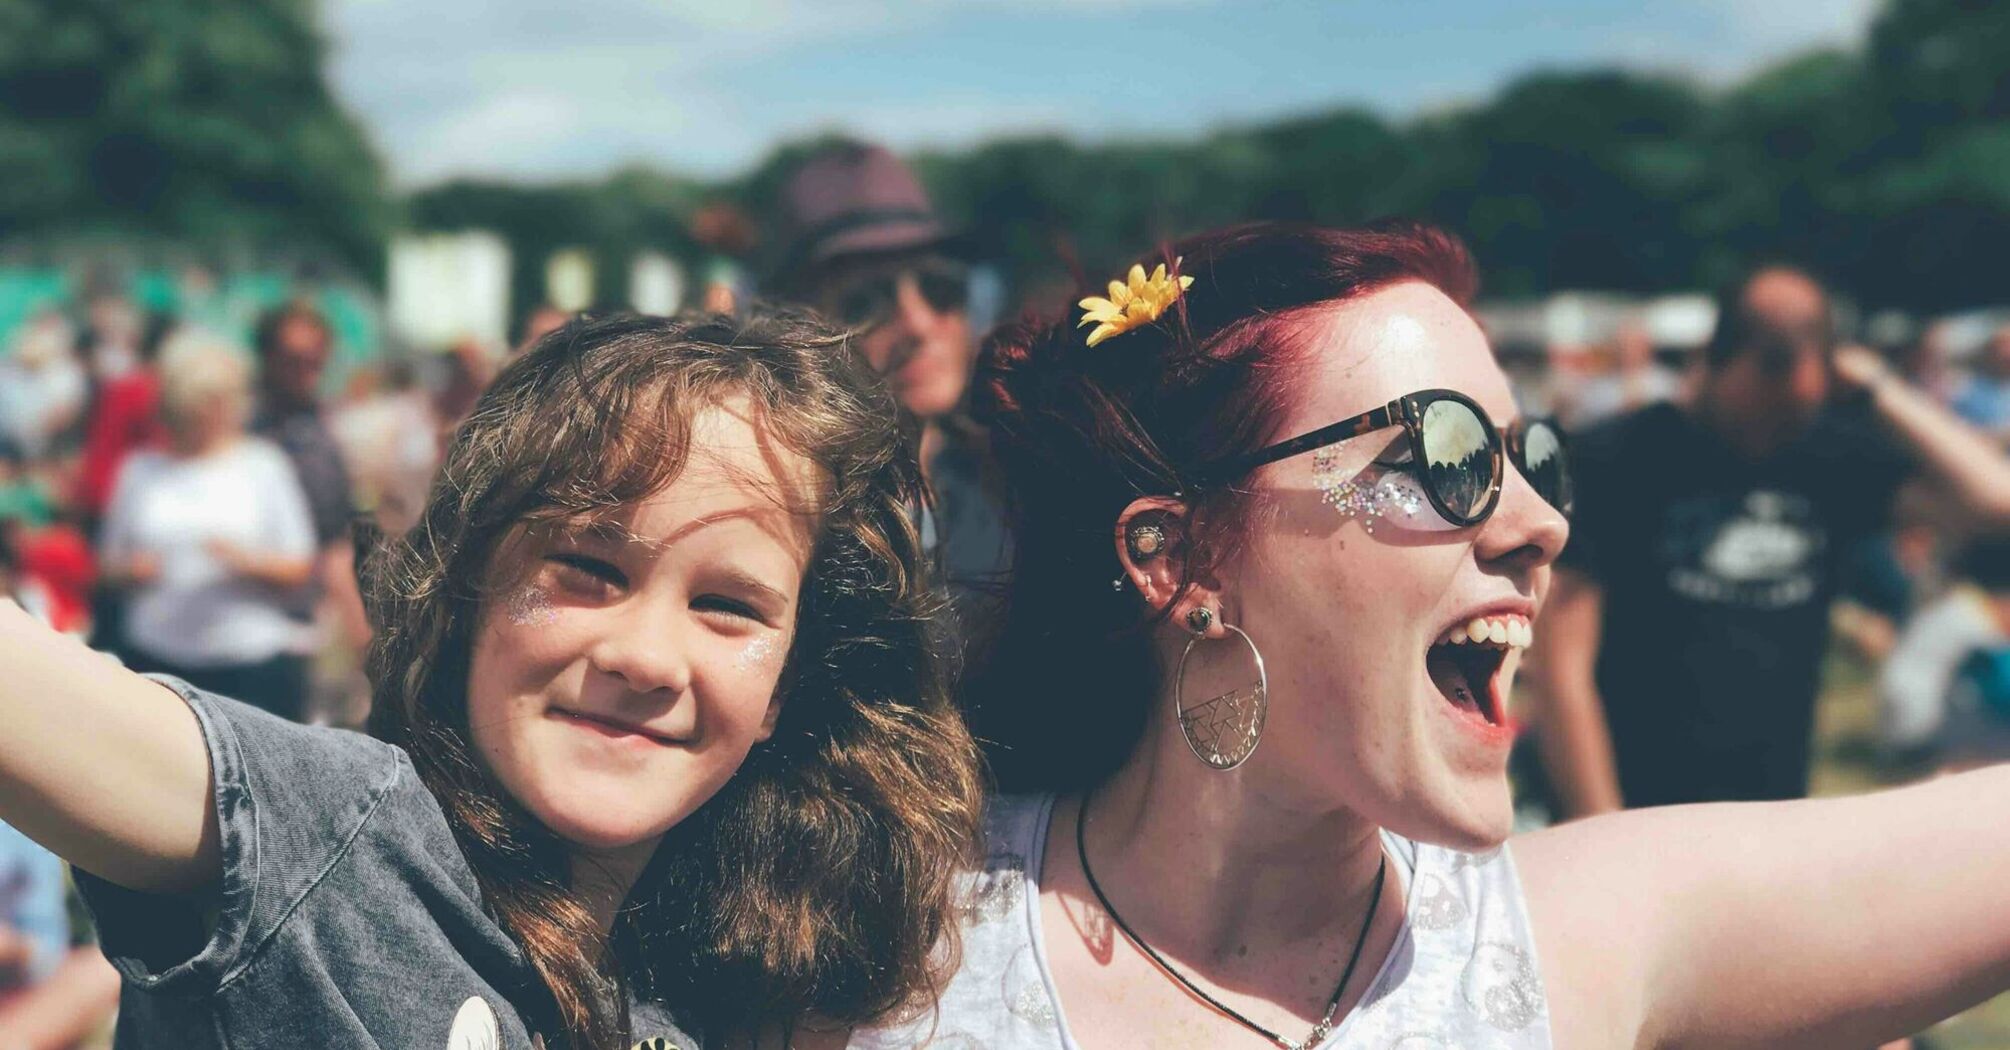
[3,139,2009,1046]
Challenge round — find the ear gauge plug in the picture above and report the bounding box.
[1126,522,1166,562]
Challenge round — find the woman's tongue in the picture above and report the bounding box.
[1426,645,1485,716]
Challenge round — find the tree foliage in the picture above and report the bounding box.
[0,0,388,273]
[18,0,1980,312]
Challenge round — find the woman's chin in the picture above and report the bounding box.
[1393,777,1515,855]
[1444,788,1516,852]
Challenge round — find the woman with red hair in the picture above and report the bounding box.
[840,222,2010,1049]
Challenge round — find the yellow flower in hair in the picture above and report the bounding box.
[1078,259,1194,347]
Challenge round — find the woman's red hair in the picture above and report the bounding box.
[969,220,1478,791]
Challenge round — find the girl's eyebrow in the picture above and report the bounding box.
[716,566,790,608]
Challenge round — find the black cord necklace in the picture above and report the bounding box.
[1074,792,1389,1050]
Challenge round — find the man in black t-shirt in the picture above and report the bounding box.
[1532,268,2010,812]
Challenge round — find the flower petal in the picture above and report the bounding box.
[1178,275,1195,290]
[1085,323,1121,347]
[1128,264,1147,296]
[1108,280,1132,306]
[1078,296,1115,312]
[1150,263,1168,285]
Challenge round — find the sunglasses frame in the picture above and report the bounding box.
[1188,388,1568,527]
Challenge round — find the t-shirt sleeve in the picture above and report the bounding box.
[74,675,405,996]
[1819,401,1916,542]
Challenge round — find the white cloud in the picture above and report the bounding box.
[325,0,1886,188]
[1698,0,1878,50]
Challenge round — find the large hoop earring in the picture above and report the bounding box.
[1173,622,1268,771]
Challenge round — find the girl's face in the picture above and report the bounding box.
[466,399,818,858]
[1222,282,1569,850]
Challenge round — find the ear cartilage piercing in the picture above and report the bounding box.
[1186,607,1215,635]
[1126,522,1166,561]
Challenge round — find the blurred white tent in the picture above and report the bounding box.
[387,232,510,352]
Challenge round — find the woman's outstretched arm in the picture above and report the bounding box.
[1519,765,2010,1050]
[0,600,218,894]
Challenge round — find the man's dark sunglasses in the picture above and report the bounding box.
[1189,388,1572,526]
[827,260,970,328]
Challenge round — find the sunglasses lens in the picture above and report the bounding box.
[835,283,894,327]
[916,266,969,313]
[1420,398,1498,522]
[1520,421,1572,514]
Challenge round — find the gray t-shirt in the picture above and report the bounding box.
[75,676,697,1050]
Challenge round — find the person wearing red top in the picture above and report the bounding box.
[72,313,171,521]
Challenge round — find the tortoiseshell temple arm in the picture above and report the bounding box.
[1184,399,1403,490]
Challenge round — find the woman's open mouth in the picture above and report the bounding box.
[1425,614,1532,732]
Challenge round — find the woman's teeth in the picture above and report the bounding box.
[1440,615,1533,649]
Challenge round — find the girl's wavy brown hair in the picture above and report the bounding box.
[360,309,983,1048]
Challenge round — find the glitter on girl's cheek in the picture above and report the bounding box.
[734,635,779,672]
[504,582,558,627]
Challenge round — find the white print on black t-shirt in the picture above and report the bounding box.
[1660,491,1825,610]
[448,997,501,1050]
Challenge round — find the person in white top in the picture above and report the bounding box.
[1880,537,2010,770]
[0,312,87,462]
[836,223,2010,1050]
[98,340,318,720]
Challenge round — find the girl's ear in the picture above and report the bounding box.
[1114,497,1226,640]
[755,693,783,743]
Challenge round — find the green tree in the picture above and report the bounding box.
[0,0,388,273]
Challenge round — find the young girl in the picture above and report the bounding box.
[0,310,984,1049]
[844,223,2010,1049]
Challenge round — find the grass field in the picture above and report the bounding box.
[1810,649,2010,1049]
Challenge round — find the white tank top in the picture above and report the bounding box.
[851,793,1553,1049]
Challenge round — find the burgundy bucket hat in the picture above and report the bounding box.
[769,141,962,289]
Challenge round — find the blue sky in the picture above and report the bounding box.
[326,0,1878,188]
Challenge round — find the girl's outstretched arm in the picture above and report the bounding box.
[1519,764,2010,1050]
[0,600,218,894]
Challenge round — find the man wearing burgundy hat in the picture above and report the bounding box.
[768,140,1010,636]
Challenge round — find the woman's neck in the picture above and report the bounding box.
[1076,724,1388,964]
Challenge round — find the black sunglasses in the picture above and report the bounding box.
[825,260,970,328]
[1188,388,1572,526]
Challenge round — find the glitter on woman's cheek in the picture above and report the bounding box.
[504,582,558,627]
[734,635,779,673]
[1312,448,1459,533]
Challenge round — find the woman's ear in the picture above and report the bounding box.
[1114,497,1225,639]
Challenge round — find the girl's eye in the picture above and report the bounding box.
[692,595,763,623]
[547,553,626,597]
